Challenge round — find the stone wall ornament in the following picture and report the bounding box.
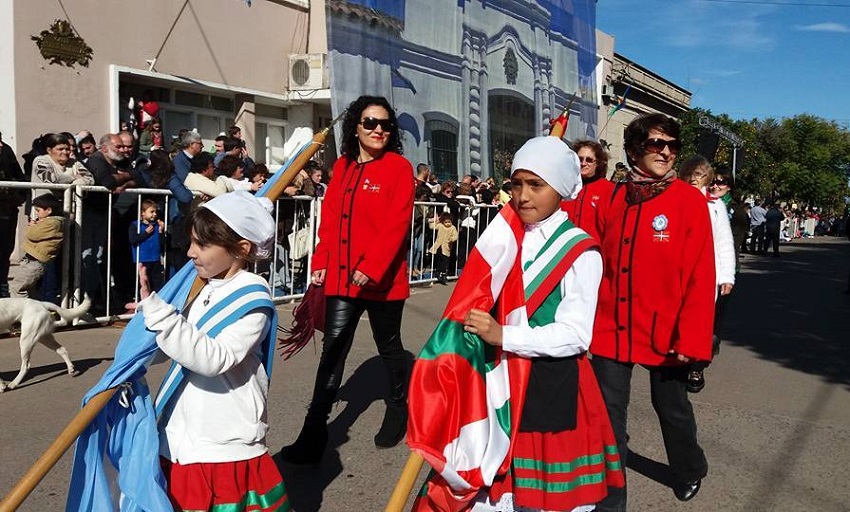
[31,19,94,68]
[503,47,518,85]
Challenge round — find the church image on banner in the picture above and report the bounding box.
[326,0,598,182]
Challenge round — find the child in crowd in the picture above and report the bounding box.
[412,136,624,511]
[128,199,165,294]
[428,212,458,285]
[137,190,288,511]
[9,194,64,298]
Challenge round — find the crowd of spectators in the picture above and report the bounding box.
[0,116,327,313]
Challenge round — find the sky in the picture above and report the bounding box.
[596,0,850,127]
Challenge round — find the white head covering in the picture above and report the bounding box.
[201,190,276,259]
[510,136,582,200]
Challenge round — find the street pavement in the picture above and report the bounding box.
[1,237,849,511]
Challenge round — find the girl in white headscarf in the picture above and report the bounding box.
[137,191,288,511]
[457,137,624,512]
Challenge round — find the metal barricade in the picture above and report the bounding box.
[1,180,501,330]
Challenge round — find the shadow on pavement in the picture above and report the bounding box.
[627,451,674,488]
[721,240,850,390]
[0,356,113,389]
[276,352,415,511]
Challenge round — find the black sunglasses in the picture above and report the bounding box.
[643,138,681,154]
[712,179,729,186]
[360,117,395,131]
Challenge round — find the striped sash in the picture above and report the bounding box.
[524,220,598,316]
[154,283,277,419]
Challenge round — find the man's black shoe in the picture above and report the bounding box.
[673,479,701,501]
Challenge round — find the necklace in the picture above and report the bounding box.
[202,289,213,307]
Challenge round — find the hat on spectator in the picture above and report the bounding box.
[510,136,582,200]
[201,190,275,259]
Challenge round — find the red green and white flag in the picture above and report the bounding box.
[407,203,529,511]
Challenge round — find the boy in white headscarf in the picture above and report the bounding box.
[458,137,624,511]
[137,191,289,511]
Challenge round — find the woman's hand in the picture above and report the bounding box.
[463,308,502,346]
[311,269,327,286]
[351,269,370,287]
[720,283,733,295]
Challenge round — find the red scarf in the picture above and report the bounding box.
[625,168,677,204]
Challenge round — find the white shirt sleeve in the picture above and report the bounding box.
[501,249,602,358]
[710,201,736,285]
[138,292,270,377]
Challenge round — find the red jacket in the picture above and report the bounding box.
[312,153,414,301]
[591,179,716,365]
[561,177,615,243]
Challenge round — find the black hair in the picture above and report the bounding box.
[223,137,242,152]
[42,133,71,149]
[190,152,214,173]
[623,114,681,167]
[149,149,175,188]
[32,193,63,215]
[340,95,403,161]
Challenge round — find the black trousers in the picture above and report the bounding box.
[591,356,707,512]
[764,230,780,255]
[750,224,766,253]
[0,215,17,293]
[306,296,408,421]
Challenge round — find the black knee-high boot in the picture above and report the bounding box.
[281,298,361,465]
[374,364,409,448]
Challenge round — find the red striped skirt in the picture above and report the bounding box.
[160,453,289,511]
[487,357,625,510]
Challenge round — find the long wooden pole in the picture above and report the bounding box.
[385,452,425,512]
[0,118,340,512]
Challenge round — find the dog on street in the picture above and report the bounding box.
[0,296,90,392]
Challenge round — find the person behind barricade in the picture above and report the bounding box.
[300,160,325,197]
[30,133,94,199]
[561,139,615,244]
[678,155,735,394]
[410,187,432,278]
[185,151,233,201]
[83,133,136,314]
[136,190,288,512]
[61,132,79,164]
[139,117,165,156]
[77,134,98,165]
[173,131,204,182]
[281,95,415,464]
[128,199,165,294]
[611,161,628,182]
[219,154,261,193]
[591,114,715,509]
[455,182,479,270]
[427,211,457,285]
[8,194,64,298]
[1,131,28,298]
[411,136,624,511]
[247,163,270,192]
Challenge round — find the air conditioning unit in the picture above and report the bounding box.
[601,84,616,100]
[288,53,328,91]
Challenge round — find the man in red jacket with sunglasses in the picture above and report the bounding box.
[591,114,716,510]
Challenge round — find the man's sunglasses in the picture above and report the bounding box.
[643,138,681,154]
[360,117,395,131]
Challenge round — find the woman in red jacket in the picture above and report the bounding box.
[561,140,615,243]
[281,96,415,465]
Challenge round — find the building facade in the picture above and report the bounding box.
[0,0,332,168]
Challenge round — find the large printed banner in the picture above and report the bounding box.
[326,0,597,181]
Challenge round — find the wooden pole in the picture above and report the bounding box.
[0,117,341,511]
[385,452,425,512]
